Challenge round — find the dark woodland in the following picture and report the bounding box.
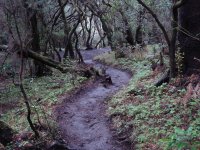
[0,0,200,150]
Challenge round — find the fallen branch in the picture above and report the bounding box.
[2,43,70,73]
[2,44,97,77]
[21,50,98,78]
[154,69,170,86]
[25,50,72,73]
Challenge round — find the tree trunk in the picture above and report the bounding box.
[135,25,143,45]
[178,0,200,71]
[99,17,113,49]
[51,39,62,62]
[58,0,75,59]
[74,31,84,63]
[137,0,186,78]
[169,2,180,78]
[119,10,135,46]
[64,42,74,59]
[29,10,50,76]
[136,9,145,45]
[85,14,94,50]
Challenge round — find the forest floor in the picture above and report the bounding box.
[55,48,131,150]
[94,46,200,150]
[0,48,132,149]
[1,46,200,150]
[0,55,88,149]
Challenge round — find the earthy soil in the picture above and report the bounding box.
[56,48,131,150]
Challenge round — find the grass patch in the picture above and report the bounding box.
[0,72,87,133]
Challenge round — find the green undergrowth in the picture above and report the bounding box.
[95,50,200,150]
[1,72,87,133]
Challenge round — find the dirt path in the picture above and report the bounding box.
[56,48,131,150]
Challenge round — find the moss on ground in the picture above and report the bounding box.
[95,49,200,150]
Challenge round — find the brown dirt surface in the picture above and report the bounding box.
[55,48,132,150]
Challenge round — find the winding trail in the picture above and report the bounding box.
[56,48,131,150]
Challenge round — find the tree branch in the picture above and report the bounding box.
[137,0,170,47]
